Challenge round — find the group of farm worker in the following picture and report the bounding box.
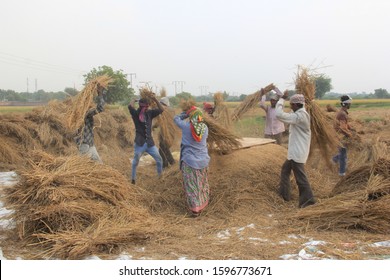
[75,84,353,216]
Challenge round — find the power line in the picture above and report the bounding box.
[0,51,85,76]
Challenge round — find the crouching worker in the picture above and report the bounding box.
[128,96,164,184]
[174,104,210,217]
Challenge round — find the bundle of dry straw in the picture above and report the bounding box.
[213,92,232,129]
[65,75,113,132]
[203,113,242,154]
[231,83,275,121]
[4,151,161,259]
[291,158,390,234]
[294,66,339,164]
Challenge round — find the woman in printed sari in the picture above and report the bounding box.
[174,104,210,217]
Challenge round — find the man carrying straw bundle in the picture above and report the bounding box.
[174,103,210,217]
[332,95,354,176]
[275,89,316,208]
[259,89,285,145]
[128,96,164,184]
[75,85,106,163]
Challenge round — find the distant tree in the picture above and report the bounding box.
[315,75,332,99]
[374,88,389,99]
[64,87,79,96]
[239,94,247,101]
[222,91,229,101]
[83,65,133,104]
[175,91,193,101]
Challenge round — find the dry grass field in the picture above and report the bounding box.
[0,100,389,260]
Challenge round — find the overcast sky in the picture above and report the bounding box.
[1,0,389,96]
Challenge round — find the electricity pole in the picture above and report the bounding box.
[127,73,136,88]
[172,81,185,95]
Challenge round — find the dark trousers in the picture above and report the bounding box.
[159,140,175,168]
[279,159,315,208]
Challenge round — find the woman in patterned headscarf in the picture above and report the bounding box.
[174,104,210,217]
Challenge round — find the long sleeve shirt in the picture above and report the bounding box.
[174,114,210,169]
[275,98,311,163]
[259,95,285,135]
[76,95,105,146]
[128,105,163,147]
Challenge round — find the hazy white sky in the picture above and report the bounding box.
[1,0,389,96]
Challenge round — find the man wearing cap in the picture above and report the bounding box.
[332,95,353,176]
[128,96,164,184]
[274,88,316,208]
[259,89,285,145]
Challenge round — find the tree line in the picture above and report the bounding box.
[1,66,389,104]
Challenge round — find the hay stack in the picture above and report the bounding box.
[4,151,161,259]
[25,104,73,151]
[331,157,390,196]
[231,83,275,121]
[292,158,390,234]
[65,75,113,132]
[294,66,339,165]
[142,144,287,218]
[0,114,39,149]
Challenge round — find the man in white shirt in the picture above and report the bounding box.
[275,89,315,208]
[259,89,285,144]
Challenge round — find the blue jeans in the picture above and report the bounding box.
[132,143,163,181]
[332,147,347,175]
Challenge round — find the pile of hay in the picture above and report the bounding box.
[231,83,275,121]
[292,158,390,234]
[141,144,287,219]
[4,151,162,259]
[0,104,134,171]
[294,66,339,165]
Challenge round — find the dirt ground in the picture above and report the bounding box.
[0,107,390,260]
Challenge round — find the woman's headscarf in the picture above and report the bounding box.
[186,106,206,142]
[138,98,149,122]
